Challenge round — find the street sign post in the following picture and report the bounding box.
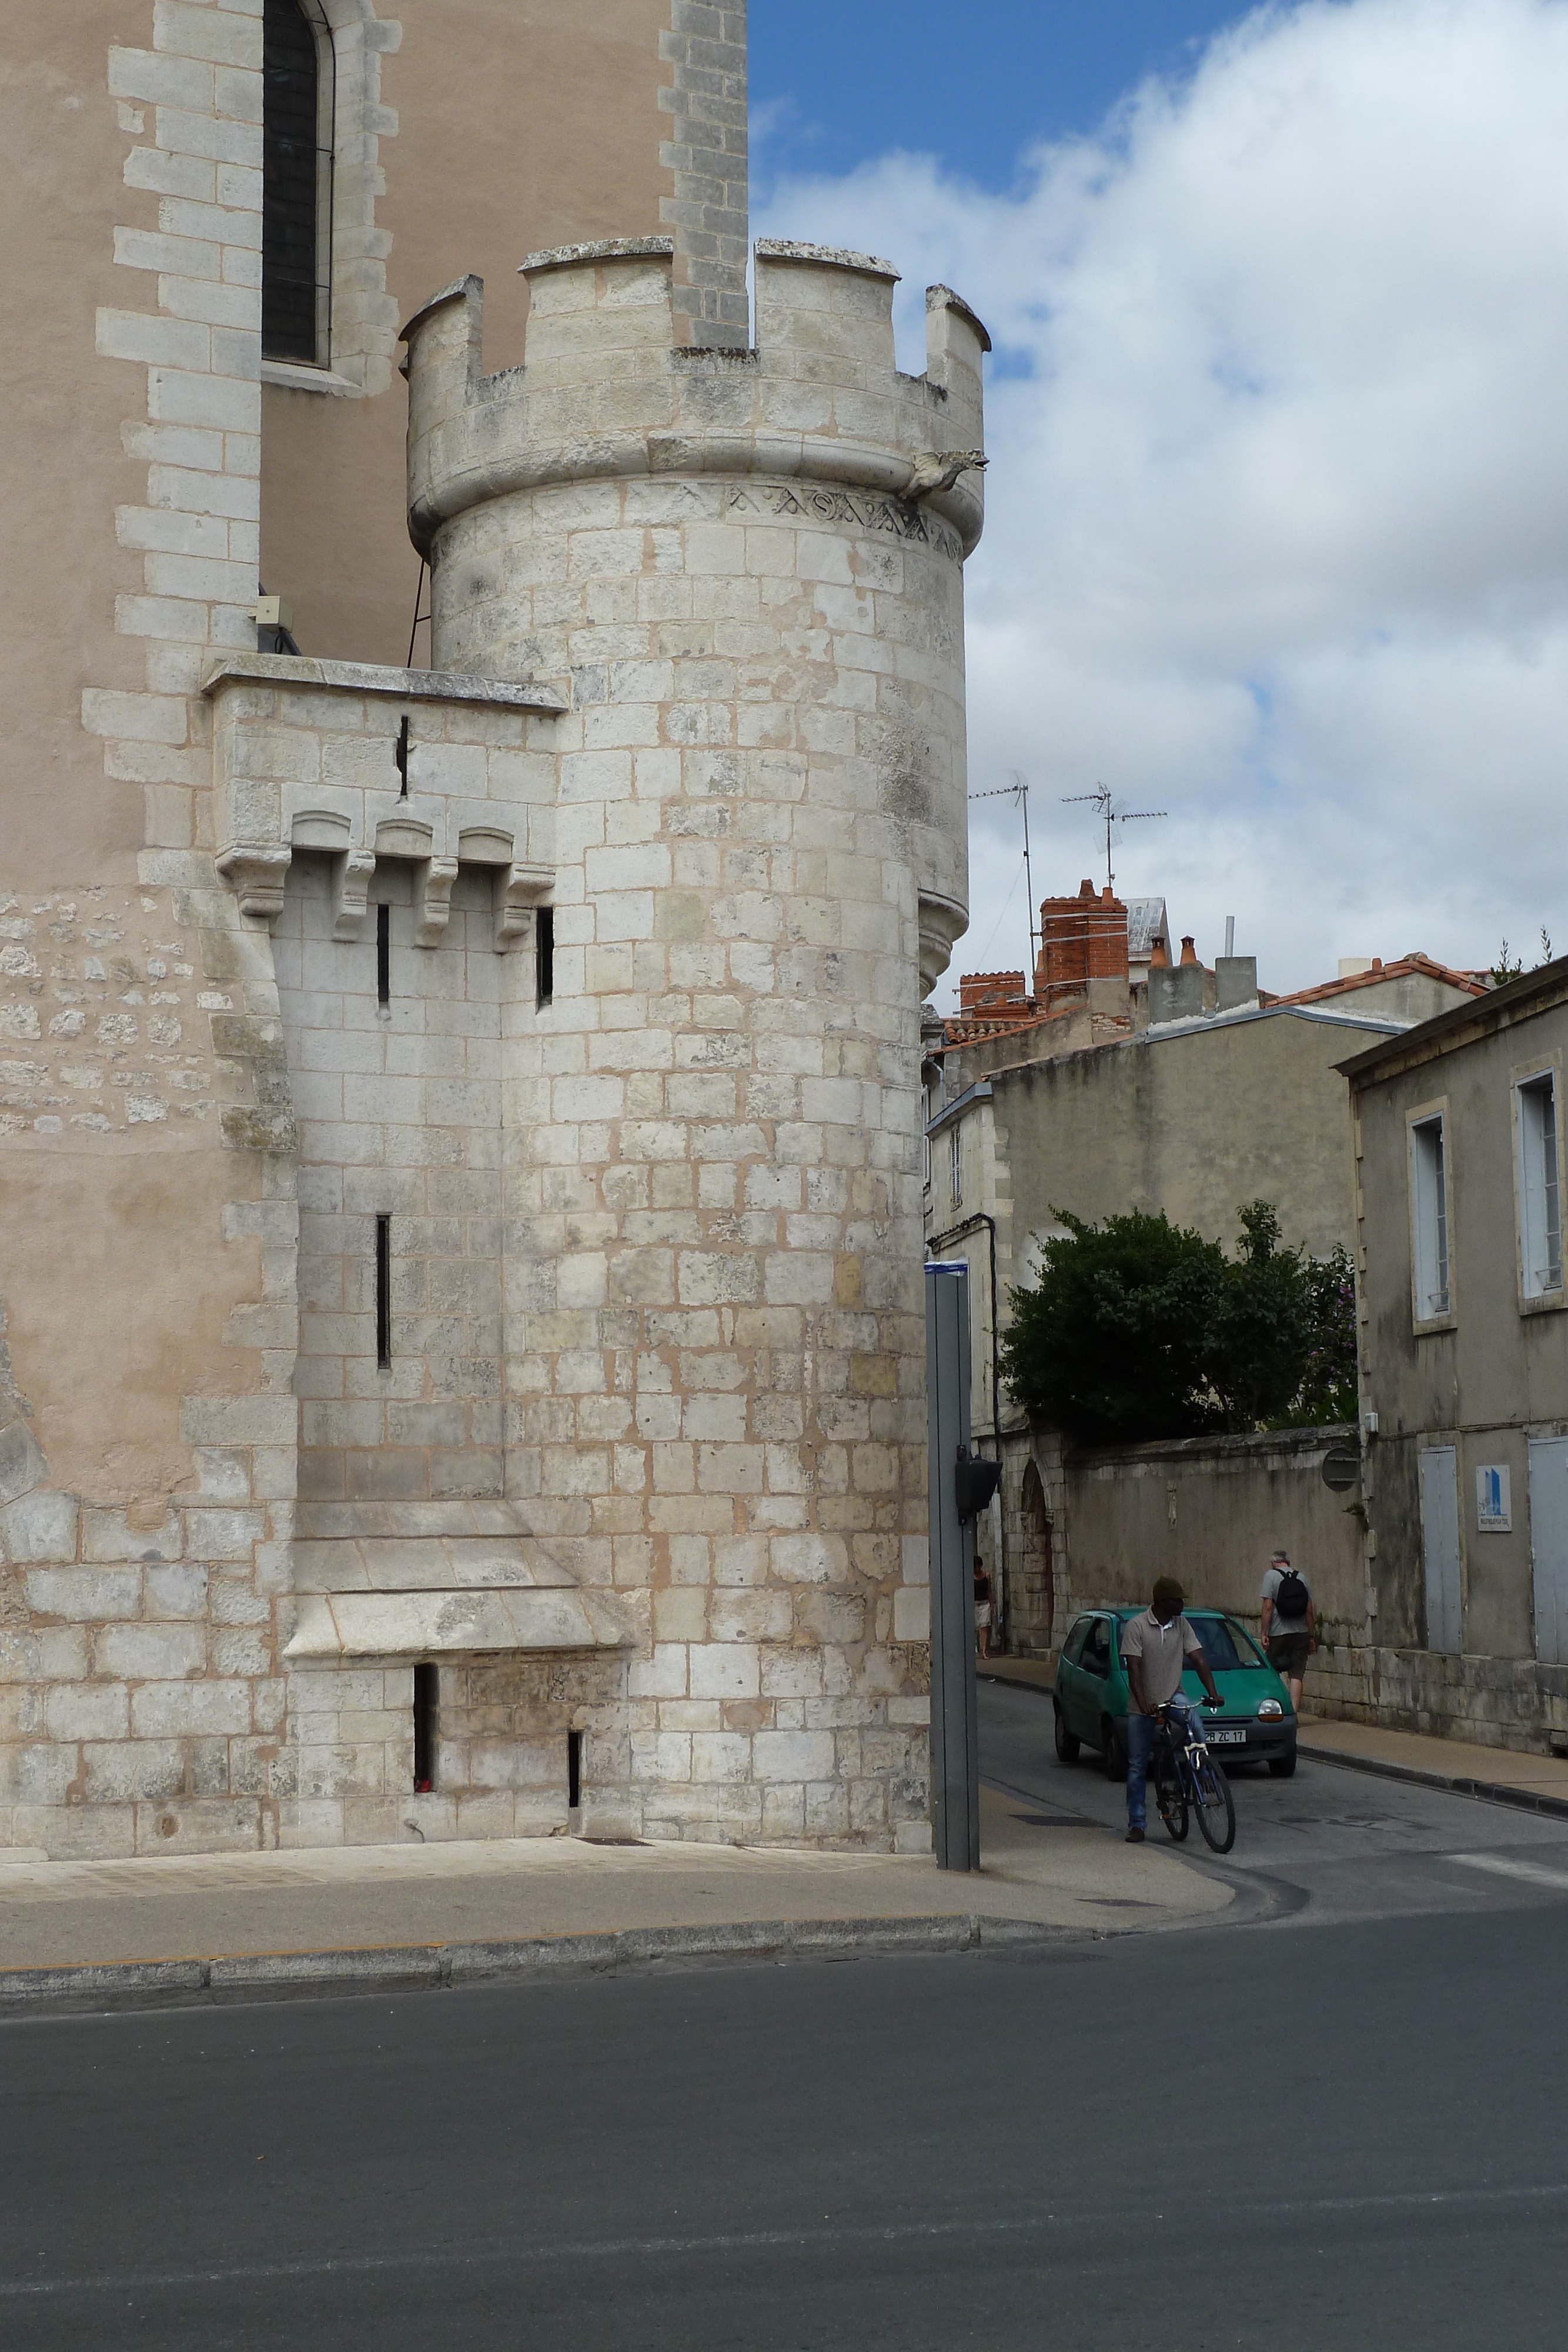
[926,1260,981,1871]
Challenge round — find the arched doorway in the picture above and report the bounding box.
[1020,1461,1053,1652]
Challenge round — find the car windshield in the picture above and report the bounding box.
[1186,1615,1266,1672]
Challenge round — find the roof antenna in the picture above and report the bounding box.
[968,772,1038,978]
[1062,781,1166,890]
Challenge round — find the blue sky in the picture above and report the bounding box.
[748,0,1568,1000]
[751,2,1260,188]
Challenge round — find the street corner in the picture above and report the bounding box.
[975,1782,1236,1930]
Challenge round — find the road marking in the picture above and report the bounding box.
[1452,1851,1568,1891]
[4,2181,1567,2298]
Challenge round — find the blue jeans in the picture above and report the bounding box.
[1126,1695,1206,1829]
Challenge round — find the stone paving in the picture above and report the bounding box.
[0,1782,1228,1972]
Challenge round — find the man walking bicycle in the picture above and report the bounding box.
[1119,1577,1221,1843]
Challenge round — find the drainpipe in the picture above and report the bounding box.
[925,1211,1008,1649]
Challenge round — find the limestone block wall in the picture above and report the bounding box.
[279,856,509,1509]
[393,237,989,1846]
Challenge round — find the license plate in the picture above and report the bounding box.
[1207,1728,1247,1745]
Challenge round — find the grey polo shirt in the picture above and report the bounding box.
[1119,1609,1202,1706]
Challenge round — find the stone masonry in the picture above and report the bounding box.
[1,5,987,1857]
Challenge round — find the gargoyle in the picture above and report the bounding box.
[897,449,988,500]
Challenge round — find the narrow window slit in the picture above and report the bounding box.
[567,1728,582,1810]
[413,1662,436,1793]
[536,906,554,1011]
[376,901,390,1005]
[375,1212,392,1369]
[394,714,410,797]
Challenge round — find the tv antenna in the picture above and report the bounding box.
[1062,781,1166,890]
[969,771,1038,977]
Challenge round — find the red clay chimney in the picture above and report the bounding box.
[1034,878,1130,1012]
[1179,936,1198,966]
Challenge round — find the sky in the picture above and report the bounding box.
[751,0,1568,1002]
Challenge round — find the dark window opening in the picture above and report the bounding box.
[536,906,554,1010]
[376,902,390,1006]
[567,1729,582,1810]
[394,714,410,797]
[413,1662,437,1792]
[263,0,322,363]
[375,1213,391,1369]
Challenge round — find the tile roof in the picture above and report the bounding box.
[1272,954,1490,1008]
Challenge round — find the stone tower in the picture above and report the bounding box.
[375,234,989,1843]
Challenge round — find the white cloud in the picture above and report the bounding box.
[754,0,1568,997]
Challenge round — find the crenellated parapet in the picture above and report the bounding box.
[401,236,988,993]
[403,238,988,568]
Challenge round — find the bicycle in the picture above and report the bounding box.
[1151,1697,1236,1855]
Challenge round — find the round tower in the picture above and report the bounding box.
[400,236,988,1847]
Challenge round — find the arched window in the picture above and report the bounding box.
[262,0,332,363]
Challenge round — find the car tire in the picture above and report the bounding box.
[1101,1718,1125,1782]
[1268,1752,1297,1778]
[1053,1701,1080,1763]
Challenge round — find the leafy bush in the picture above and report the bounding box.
[998,1200,1358,1444]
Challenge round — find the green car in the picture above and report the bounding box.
[1052,1607,1297,1779]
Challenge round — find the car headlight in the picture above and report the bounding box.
[1258,1698,1284,1719]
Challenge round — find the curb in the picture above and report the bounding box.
[1298,1740,1568,1823]
[0,1912,1091,2017]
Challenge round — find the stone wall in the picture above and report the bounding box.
[994,1422,1367,1662]
[2,4,989,1859]
[658,1,749,350]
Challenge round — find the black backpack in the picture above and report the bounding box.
[1273,1567,1309,1618]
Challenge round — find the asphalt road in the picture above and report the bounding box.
[4,1683,1566,2352]
[979,1673,1568,1924]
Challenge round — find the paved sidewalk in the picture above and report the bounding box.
[979,1656,1568,1818]
[0,1783,1229,1993]
[1296,1714,1568,1814]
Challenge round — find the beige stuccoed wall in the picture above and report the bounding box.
[259,0,681,669]
[1,0,161,887]
[989,1008,1394,1267]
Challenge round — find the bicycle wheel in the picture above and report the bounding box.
[1153,1743,1188,1842]
[1192,1749,1236,1853]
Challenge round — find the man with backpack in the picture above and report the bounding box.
[1261,1549,1316,1711]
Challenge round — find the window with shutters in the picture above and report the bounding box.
[1408,1106,1453,1328]
[1515,1065,1564,1305]
[263,0,332,365]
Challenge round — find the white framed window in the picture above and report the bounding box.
[1515,1063,1564,1304]
[949,1120,962,1210]
[1408,1105,1452,1327]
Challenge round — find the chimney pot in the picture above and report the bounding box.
[1079,879,1095,898]
[1149,938,1168,969]
[1179,935,1198,967]
[1372,956,1383,970]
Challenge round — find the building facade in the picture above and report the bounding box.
[1341,962,1568,1753]
[0,3,989,1856]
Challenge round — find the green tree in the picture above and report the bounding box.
[999,1200,1359,1444]
[1276,1243,1359,1425]
[998,1208,1228,1444]
[1210,1201,1313,1430]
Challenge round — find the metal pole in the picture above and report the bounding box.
[1019,778,1036,982]
[926,1260,979,1871]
